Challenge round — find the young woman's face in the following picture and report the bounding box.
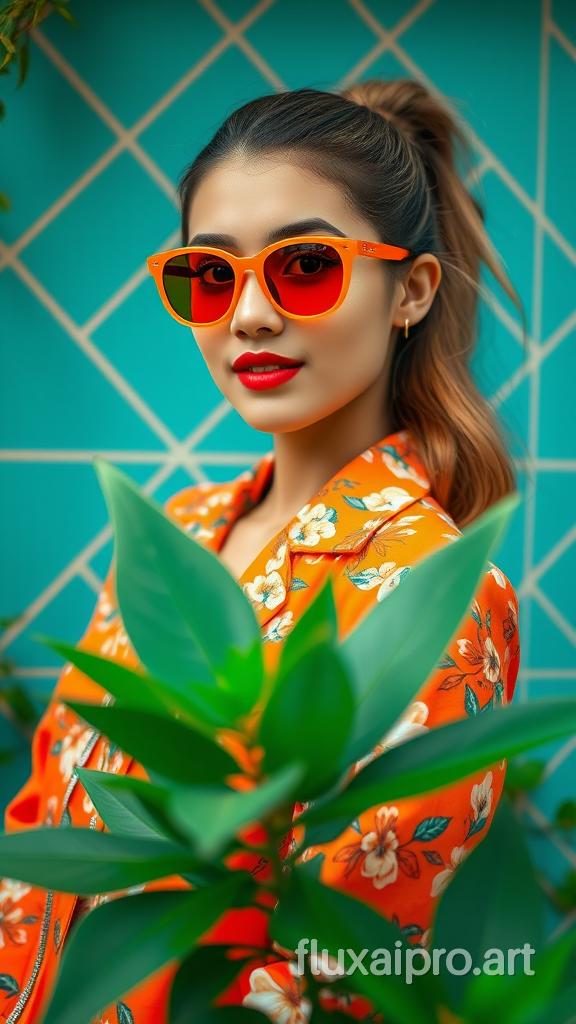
[186,156,401,435]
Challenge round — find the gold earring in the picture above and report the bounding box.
[404,318,410,339]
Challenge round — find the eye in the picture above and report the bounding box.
[280,245,340,276]
[194,258,234,285]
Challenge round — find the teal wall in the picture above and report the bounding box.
[1,0,574,938]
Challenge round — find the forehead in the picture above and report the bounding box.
[186,157,369,251]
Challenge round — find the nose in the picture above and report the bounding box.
[229,269,283,335]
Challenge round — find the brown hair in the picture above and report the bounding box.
[177,79,529,528]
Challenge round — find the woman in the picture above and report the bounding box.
[1,79,522,1023]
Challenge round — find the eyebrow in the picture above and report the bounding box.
[186,218,348,250]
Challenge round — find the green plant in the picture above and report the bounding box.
[0,462,574,1023]
[0,0,77,211]
[505,757,576,917]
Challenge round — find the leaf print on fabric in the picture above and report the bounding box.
[0,973,20,997]
[411,817,451,842]
[116,1001,135,1024]
[288,503,337,547]
[0,879,33,948]
[289,577,309,591]
[430,845,469,897]
[346,562,410,602]
[375,441,430,490]
[243,570,286,612]
[242,961,312,1023]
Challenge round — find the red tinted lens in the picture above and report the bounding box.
[162,251,235,324]
[264,242,343,315]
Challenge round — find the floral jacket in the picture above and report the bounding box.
[0,428,520,1024]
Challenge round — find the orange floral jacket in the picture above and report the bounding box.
[0,428,520,1023]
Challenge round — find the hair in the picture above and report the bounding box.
[176,79,529,529]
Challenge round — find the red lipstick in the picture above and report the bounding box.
[232,350,305,391]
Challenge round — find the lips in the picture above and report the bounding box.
[232,351,304,372]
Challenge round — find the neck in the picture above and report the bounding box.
[255,386,393,526]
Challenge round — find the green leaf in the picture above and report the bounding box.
[299,697,576,831]
[433,795,545,1011]
[75,768,186,844]
[65,701,239,785]
[168,762,306,859]
[92,458,263,711]
[462,922,576,1024]
[271,867,437,1024]
[554,799,576,830]
[340,492,520,766]
[169,944,264,1022]
[42,875,249,1024]
[277,574,338,677]
[258,641,355,800]
[37,635,241,736]
[0,829,197,893]
[504,758,546,796]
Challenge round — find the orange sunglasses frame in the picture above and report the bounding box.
[146,234,412,328]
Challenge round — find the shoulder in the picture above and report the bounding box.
[339,491,519,639]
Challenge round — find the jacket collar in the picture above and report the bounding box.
[184,428,430,577]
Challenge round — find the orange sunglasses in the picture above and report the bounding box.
[146,234,412,328]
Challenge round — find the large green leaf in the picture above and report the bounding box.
[298,697,576,831]
[271,867,437,1024]
[36,636,246,735]
[462,923,576,1024]
[0,829,197,893]
[433,795,545,1009]
[93,458,263,711]
[75,768,186,844]
[168,762,306,859]
[277,574,339,677]
[340,492,520,766]
[65,701,239,785]
[42,875,249,1024]
[258,642,355,800]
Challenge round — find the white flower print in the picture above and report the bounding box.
[0,878,32,948]
[353,701,429,774]
[430,845,469,898]
[193,491,234,516]
[483,637,501,684]
[488,562,507,589]
[266,540,288,573]
[470,771,493,821]
[244,571,286,611]
[350,562,409,602]
[362,486,413,513]
[380,450,429,490]
[264,611,293,643]
[360,806,400,889]
[100,625,130,661]
[59,722,94,783]
[242,961,312,1023]
[288,504,336,547]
